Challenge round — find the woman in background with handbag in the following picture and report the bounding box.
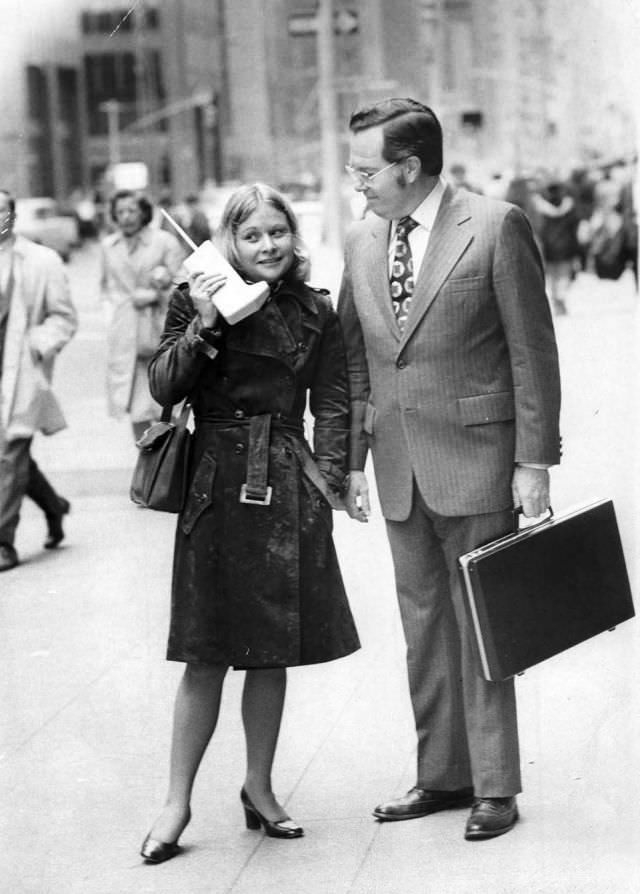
[140,183,360,863]
[100,191,185,441]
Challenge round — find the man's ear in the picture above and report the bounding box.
[405,156,422,183]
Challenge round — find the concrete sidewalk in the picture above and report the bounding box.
[1,249,639,892]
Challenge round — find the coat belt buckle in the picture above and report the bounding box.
[239,484,273,506]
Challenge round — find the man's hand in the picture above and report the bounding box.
[132,287,158,309]
[344,471,371,523]
[512,465,550,518]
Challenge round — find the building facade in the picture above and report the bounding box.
[0,0,635,203]
[0,0,226,202]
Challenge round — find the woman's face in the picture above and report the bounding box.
[234,203,295,284]
[114,196,144,236]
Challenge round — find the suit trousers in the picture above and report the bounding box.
[0,434,32,545]
[0,432,62,545]
[385,482,522,797]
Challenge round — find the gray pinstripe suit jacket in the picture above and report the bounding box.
[337,185,562,521]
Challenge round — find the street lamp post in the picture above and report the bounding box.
[100,99,121,167]
[317,0,343,255]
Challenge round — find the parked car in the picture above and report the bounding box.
[14,197,80,262]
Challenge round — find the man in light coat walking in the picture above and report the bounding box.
[338,99,561,840]
[0,189,77,571]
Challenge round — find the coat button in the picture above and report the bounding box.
[234,443,245,454]
[396,359,407,369]
[234,409,245,419]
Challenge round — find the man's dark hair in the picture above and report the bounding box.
[109,189,153,226]
[349,98,443,176]
[0,190,16,213]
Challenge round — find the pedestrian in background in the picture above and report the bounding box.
[179,193,212,246]
[140,183,360,864]
[0,189,77,572]
[338,98,561,841]
[100,190,185,442]
[532,179,579,315]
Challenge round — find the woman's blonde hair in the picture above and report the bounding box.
[216,183,310,282]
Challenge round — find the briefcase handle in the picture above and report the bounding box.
[512,505,553,534]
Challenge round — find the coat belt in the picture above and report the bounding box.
[241,413,273,505]
[199,413,331,507]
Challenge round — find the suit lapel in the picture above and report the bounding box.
[400,186,473,346]
[363,216,401,341]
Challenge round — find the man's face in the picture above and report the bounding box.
[0,193,16,242]
[114,196,144,236]
[347,124,409,220]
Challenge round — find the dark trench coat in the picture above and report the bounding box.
[148,278,360,668]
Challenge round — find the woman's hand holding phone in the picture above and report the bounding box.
[190,271,226,328]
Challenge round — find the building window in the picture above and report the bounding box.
[80,5,160,34]
[84,52,137,133]
[84,48,166,134]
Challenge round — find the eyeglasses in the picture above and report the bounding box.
[344,159,404,187]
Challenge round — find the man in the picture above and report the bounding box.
[338,99,561,840]
[0,189,77,571]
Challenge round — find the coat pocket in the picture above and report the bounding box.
[180,449,217,535]
[457,391,515,426]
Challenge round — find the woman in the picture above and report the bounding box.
[140,183,360,863]
[100,191,185,441]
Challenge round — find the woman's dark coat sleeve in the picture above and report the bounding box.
[308,302,350,491]
[148,286,216,407]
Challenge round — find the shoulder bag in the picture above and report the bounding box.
[130,401,192,512]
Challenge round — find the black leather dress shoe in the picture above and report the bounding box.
[0,543,19,572]
[464,797,518,840]
[44,497,70,549]
[373,786,475,821]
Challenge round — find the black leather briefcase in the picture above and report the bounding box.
[458,499,635,682]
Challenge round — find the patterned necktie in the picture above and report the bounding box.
[390,216,419,332]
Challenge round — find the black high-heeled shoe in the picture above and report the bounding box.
[140,835,181,864]
[140,807,191,864]
[240,788,304,839]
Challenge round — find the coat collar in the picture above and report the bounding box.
[271,278,320,315]
[107,224,155,249]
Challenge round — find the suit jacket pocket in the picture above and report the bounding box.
[444,275,486,293]
[458,391,515,426]
[180,449,217,535]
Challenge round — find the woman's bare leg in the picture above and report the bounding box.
[147,662,228,843]
[241,667,289,821]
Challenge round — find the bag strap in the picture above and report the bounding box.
[161,400,190,425]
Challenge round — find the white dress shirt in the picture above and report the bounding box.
[388,175,447,280]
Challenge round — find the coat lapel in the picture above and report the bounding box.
[400,185,473,346]
[364,216,400,340]
[1,254,26,428]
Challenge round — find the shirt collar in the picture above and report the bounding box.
[112,225,153,247]
[395,175,447,234]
